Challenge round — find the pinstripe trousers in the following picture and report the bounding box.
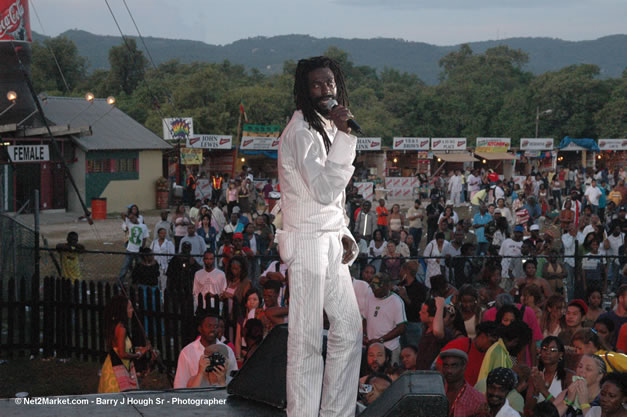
[279,231,363,417]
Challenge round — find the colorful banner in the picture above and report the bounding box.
[187,135,232,149]
[475,137,511,152]
[242,124,281,137]
[357,137,381,151]
[598,139,627,151]
[520,138,553,150]
[431,138,467,151]
[240,136,280,150]
[163,118,193,140]
[180,148,202,165]
[0,0,30,42]
[392,137,430,150]
[354,182,374,202]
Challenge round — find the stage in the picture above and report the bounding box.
[0,388,287,417]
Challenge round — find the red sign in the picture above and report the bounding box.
[0,0,30,42]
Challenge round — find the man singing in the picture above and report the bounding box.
[277,56,362,417]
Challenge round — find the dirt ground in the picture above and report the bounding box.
[19,210,164,283]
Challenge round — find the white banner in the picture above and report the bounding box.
[520,138,553,150]
[163,117,194,140]
[598,139,627,151]
[431,138,466,151]
[385,177,418,199]
[8,145,49,162]
[357,137,381,151]
[354,182,374,202]
[187,135,232,149]
[240,136,280,150]
[393,137,430,150]
[195,179,212,200]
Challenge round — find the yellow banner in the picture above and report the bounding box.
[180,148,203,165]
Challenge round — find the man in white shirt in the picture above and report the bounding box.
[193,251,226,310]
[494,180,505,201]
[499,225,524,291]
[276,56,362,417]
[561,224,582,302]
[364,273,407,366]
[467,169,481,200]
[605,223,625,290]
[584,179,603,214]
[448,170,463,206]
[173,313,237,389]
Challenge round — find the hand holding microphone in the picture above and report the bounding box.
[325,99,362,134]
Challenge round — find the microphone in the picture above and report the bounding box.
[325,99,363,134]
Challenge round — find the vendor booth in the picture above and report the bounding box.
[557,137,599,169]
[473,137,516,179]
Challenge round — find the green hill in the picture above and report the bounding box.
[33,30,627,85]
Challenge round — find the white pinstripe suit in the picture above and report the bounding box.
[277,110,362,417]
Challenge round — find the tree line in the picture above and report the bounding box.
[31,37,626,146]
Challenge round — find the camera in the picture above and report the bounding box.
[205,352,226,373]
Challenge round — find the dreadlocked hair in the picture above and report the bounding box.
[294,56,349,154]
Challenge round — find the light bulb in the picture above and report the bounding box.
[85,92,95,102]
[7,91,17,101]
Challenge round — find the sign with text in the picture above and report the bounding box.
[0,0,31,42]
[357,137,381,151]
[475,137,511,152]
[187,135,232,149]
[385,177,419,199]
[598,139,627,151]
[431,138,466,151]
[8,145,49,162]
[240,136,280,151]
[393,137,430,150]
[520,138,553,150]
[163,117,193,140]
[180,148,202,165]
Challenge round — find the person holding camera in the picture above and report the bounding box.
[173,312,238,388]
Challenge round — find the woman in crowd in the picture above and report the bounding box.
[521,284,544,326]
[98,295,151,393]
[368,229,387,273]
[197,214,217,253]
[172,204,191,251]
[554,354,606,416]
[150,227,175,291]
[479,264,505,306]
[526,336,574,412]
[457,284,482,339]
[584,288,605,327]
[497,198,515,227]
[226,180,239,217]
[388,204,404,235]
[382,240,402,278]
[571,328,627,373]
[242,223,257,255]
[235,288,261,361]
[542,295,566,338]
[592,318,616,351]
[222,256,252,336]
[558,199,575,232]
[587,372,627,417]
[424,232,449,286]
[238,178,252,221]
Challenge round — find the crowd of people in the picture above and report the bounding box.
[91,163,627,416]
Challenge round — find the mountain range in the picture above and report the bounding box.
[33,30,627,85]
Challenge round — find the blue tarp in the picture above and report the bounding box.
[558,137,600,152]
[239,150,278,159]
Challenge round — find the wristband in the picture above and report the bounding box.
[580,403,590,409]
[564,399,574,407]
[545,393,554,401]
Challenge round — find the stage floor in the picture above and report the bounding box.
[0,388,287,417]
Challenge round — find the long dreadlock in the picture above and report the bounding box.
[294,56,349,154]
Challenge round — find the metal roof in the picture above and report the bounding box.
[41,97,172,152]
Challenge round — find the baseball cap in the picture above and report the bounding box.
[233,232,244,240]
[514,225,524,233]
[439,348,468,362]
[530,224,540,231]
[232,206,241,214]
[568,299,588,315]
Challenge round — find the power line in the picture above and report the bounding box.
[30,0,71,93]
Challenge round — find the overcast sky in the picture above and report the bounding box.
[30,0,626,46]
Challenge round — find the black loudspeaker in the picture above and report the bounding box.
[358,371,448,417]
[227,324,327,409]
